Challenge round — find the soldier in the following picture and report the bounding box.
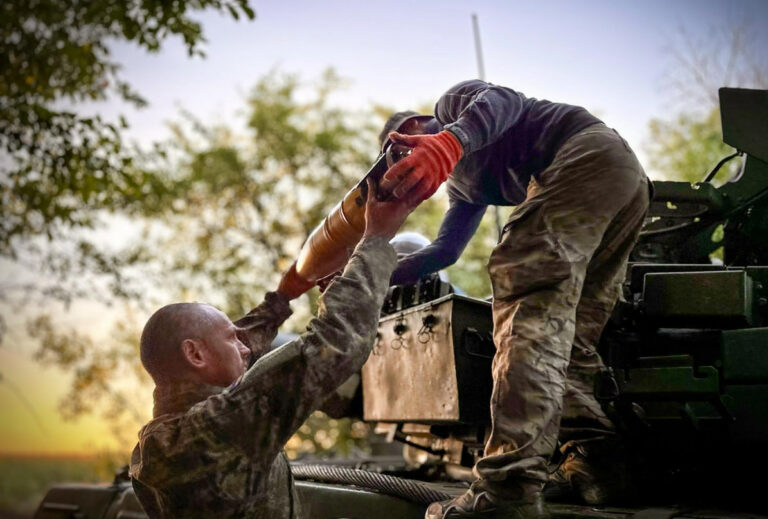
[129,179,424,518]
[379,80,651,518]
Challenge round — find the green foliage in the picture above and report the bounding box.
[27,311,150,446]
[12,70,386,453]
[0,0,256,106]
[141,70,373,317]
[0,0,254,297]
[645,108,740,184]
[0,2,257,441]
[646,19,767,184]
[286,414,371,459]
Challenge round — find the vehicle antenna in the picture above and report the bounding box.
[472,13,503,239]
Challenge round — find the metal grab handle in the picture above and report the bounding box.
[461,327,495,359]
[418,314,439,344]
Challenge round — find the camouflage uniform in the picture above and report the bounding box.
[130,236,397,518]
[473,124,650,500]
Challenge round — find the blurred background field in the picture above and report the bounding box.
[0,453,122,518]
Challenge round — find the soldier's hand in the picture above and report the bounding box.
[363,178,422,240]
[379,130,463,201]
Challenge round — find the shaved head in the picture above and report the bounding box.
[140,303,221,384]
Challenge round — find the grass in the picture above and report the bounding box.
[0,453,125,517]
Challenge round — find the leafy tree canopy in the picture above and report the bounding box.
[644,20,767,183]
[646,108,739,184]
[0,0,255,294]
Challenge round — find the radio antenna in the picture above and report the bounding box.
[472,13,486,81]
[471,13,503,239]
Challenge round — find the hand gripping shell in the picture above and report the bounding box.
[281,141,413,292]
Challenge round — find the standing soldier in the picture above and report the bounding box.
[379,80,651,519]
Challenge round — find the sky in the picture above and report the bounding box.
[104,0,768,169]
[2,0,768,456]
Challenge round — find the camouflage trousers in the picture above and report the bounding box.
[474,124,650,500]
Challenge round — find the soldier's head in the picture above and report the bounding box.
[378,111,437,151]
[139,303,251,387]
[390,232,432,259]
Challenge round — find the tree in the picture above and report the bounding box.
[645,20,767,183]
[0,0,255,328]
[646,109,740,184]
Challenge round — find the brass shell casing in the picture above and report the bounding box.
[295,184,367,282]
[287,139,413,288]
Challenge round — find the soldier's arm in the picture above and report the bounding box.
[234,291,293,361]
[181,235,396,466]
[435,79,525,154]
[391,197,486,285]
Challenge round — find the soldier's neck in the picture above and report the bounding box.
[152,379,223,417]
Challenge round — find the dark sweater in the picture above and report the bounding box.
[391,80,601,285]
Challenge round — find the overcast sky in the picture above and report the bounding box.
[2,0,767,455]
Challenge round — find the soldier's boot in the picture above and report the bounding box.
[425,485,550,519]
[545,437,635,506]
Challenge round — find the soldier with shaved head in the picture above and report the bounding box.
[130,179,424,518]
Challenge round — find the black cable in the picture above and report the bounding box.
[703,150,743,183]
[291,464,453,505]
[394,431,445,456]
[641,182,768,239]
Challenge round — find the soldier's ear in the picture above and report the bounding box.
[181,338,207,370]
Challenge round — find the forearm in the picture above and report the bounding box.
[302,235,396,380]
[391,243,459,285]
[234,291,292,360]
[202,236,396,461]
[391,201,486,285]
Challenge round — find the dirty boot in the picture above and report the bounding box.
[425,485,549,519]
[545,437,634,505]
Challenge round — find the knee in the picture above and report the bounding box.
[488,238,575,301]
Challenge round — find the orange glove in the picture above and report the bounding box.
[379,130,463,202]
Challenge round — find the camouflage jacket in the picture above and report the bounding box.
[130,236,397,518]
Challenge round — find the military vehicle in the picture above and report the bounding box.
[33,87,768,518]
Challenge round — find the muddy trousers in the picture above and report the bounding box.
[473,124,650,501]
